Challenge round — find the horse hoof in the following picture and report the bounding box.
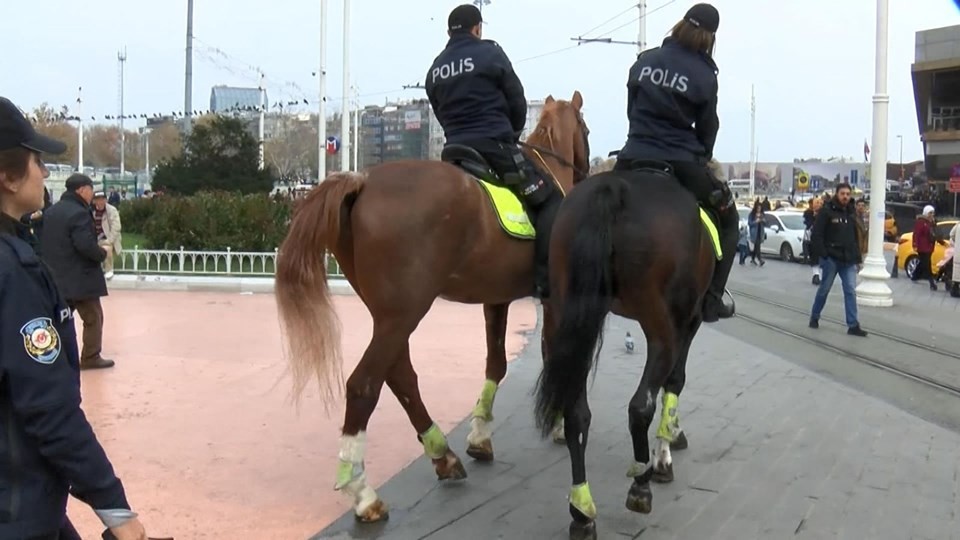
[652,462,674,484]
[354,499,389,523]
[671,431,688,450]
[625,482,653,514]
[568,520,597,540]
[433,450,468,481]
[466,439,494,462]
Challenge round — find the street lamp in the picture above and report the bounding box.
[473,0,491,13]
[896,134,904,181]
[856,0,893,307]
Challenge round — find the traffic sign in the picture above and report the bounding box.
[325,136,340,155]
[949,177,960,193]
[797,172,810,190]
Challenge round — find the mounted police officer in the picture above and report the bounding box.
[614,2,738,323]
[0,97,150,540]
[425,3,563,299]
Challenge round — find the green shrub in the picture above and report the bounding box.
[117,197,158,234]
[141,191,293,251]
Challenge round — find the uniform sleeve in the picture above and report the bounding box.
[811,209,829,259]
[493,46,528,134]
[625,63,638,119]
[695,76,720,160]
[0,273,129,511]
[68,210,106,263]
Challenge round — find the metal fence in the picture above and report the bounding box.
[116,247,344,277]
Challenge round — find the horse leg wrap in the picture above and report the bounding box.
[334,432,379,515]
[656,391,680,442]
[626,460,653,479]
[569,482,598,520]
[471,379,498,422]
[420,423,448,460]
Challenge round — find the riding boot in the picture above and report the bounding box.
[702,206,739,323]
[526,191,562,299]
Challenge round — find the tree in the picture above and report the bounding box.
[265,115,317,180]
[151,116,275,195]
[145,122,183,165]
[32,104,78,166]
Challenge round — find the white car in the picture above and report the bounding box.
[759,211,807,262]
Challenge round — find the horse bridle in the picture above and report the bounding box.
[519,111,591,183]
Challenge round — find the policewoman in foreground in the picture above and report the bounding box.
[0,97,149,539]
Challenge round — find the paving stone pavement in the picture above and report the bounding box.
[314,313,960,540]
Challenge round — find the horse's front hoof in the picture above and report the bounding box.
[568,520,597,540]
[466,439,494,462]
[651,461,674,484]
[433,450,468,481]
[625,481,653,514]
[354,499,389,523]
[671,431,688,450]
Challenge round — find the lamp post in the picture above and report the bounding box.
[896,134,904,181]
[340,0,351,172]
[856,0,893,307]
[318,0,327,181]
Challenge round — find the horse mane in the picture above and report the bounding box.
[524,102,563,149]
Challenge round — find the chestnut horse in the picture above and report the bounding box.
[275,92,590,523]
[534,165,715,540]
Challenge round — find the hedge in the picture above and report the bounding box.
[118,192,294,251]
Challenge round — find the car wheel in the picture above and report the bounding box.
[904,255,919,279]
[780,243,793,262]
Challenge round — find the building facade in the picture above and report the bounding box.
[209,86,265,114]
[912,25,960,185]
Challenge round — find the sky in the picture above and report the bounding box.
[3,0,959,163]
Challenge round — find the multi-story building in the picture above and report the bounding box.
[912,24,960,198]
[209,86,265,114]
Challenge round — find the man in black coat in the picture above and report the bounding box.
[39,174,115,369]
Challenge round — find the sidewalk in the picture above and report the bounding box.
[316,313,960,540]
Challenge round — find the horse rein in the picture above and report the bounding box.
[519,112,591,184]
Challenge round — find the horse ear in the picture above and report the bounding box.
[571,91,583,111]
[545,95,555,104]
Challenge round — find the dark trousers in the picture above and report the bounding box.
[453,139,561,296]
[912,251,935,285]
[69,297,104,363]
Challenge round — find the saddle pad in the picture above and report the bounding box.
[699,207,722,260]
[475,179,536,240]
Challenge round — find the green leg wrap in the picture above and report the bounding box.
[471,379,498,422]
[420,423,448,460]
[334,459,362,490]
[656,391,680,442]
[569,482,597,520]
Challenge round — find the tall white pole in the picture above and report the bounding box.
[77,87,84,172]
[637,1,647,54]
[258,72,265,170]
[856,0,893,307]
[118,48,127,175]
[184,0,194,134]
[748,84,756,201]
[144,128,150,182]
[318,0,327,181]
[352,86,359,171]
[340,0,351,172]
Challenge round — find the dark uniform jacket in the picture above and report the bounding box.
[811,198,862,265]
[0,214,128,538]
[425,33,527,144]
[38,192,107,302]
[619,37,720,164]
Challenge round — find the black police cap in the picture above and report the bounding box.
[0,96,67,155]
[684,3,719,33]
[448,4,482,32]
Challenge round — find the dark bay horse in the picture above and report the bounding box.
[275,92,590,523]
[534,165,715,540]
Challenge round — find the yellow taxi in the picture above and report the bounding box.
[897,219,958,279]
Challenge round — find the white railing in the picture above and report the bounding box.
[116,247,344,277]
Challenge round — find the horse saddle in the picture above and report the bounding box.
[441,144,502,184]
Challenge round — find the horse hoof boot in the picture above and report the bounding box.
[568,520,598,540]
[354,499,389,523]
[625,481,653,514]
[671,431,688,450]
[433,450,468,481]
[465,439,494,462]
[652,462,674,484]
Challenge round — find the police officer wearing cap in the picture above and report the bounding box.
[0,97,149,539]
[425,4,563,299]
[614,2,738,322]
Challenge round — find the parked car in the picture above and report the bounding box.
[896,219,958,279]
[760,211,807,262]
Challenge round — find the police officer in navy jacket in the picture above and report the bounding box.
[425,4,564,299]
[0,97,149,540]
[614,2,739,322]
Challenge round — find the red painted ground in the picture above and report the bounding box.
[65,290,537,539]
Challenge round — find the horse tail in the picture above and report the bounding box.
[275,172,364,409]
[534,177,624,436]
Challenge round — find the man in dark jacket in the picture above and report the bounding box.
[425,3,563,299]
[39,174,115,369]
[809,182,867,336]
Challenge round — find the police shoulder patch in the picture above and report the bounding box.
[20,317,61,364]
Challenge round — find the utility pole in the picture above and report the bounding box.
[318,0,327,182]
[472,0,491,14]
[637,1,647,54]
[749,84,756,202]
[352,85,360,171]
[340,0,351,172]
[76,87,84,172]
[118,48,127,175]
[184,0,194,134]
[258,72,266,170]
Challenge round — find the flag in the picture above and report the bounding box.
[863,139,870,162]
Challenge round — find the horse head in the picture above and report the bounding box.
[523,91,591,194]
